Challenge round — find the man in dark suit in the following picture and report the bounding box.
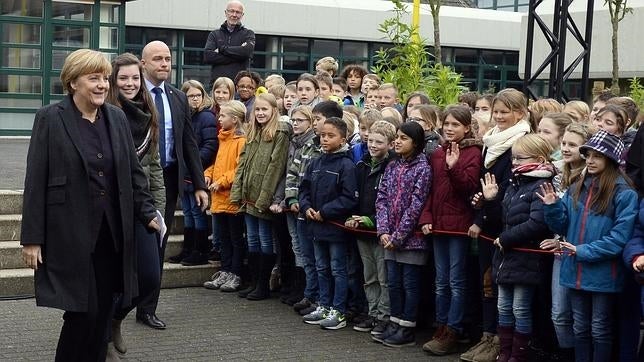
[138,40,209,329]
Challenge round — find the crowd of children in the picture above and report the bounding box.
[175,57,644,361]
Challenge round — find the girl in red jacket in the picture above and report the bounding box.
[419,105,483,355]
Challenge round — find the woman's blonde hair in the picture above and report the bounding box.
[247,93,280,142]
[530,98,563,123]
[290,105,313,122]
[560,123,596,189]
[219,100,247,132]
[181,80,213,113]
[60,49,111,94]
[411,104,441,131]
[211,77,235,100]
[540,112,573,138]
[316,56,339,76]
[342,111,358,136]
[563,100,590,123]
[493,88,530,128]
[512,133,553,162]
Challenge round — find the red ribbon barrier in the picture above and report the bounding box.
[237,199,568,255]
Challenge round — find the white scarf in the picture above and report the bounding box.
[482,119,531,168]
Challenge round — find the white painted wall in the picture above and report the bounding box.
[125,0,523,51]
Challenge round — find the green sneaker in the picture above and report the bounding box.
[303,306,328,325]
[320,308,347,330]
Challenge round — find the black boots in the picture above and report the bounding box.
[181,229,210,266]
[247,253,277,301]
[238,252,260,298]
[283,267,305,305]
[168,227,193,263]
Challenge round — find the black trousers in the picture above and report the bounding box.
[55,219,122,362]
[137,162,178,315]
[114,221,160,320]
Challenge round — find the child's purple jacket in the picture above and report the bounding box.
[376,153,432,250]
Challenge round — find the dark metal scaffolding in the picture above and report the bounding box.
[523,0,594,101]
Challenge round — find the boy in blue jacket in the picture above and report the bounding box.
[299,117,359,330]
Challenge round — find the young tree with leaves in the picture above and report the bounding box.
[606,0,632,94]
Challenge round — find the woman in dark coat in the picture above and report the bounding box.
[20,49,159,362]
[105,52,166,356]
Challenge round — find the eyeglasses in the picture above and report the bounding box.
[291,118,310,124]
[225,9,243,15]
[406,117,426,123]
[187,94,203,99]
[511,155,534,162]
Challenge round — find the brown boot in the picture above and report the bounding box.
[508,332,530,362]
[423,326,459,355]
[472,335,500,362]
[496,326,513,362]
[422,324,446,352]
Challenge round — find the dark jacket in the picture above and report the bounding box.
[624,199,644,286]
[299,147,359,242]
[419,139,482,232]
[190,109,218,170]
[355,151,396,229]
[626,125,644,195]
[161,82,208,192]
[424,131,443,157]
[204,22,255,82]
[20,96,157,312]
[489,173,554,285]
[474,148,513,238]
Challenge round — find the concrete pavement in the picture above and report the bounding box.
[0,287,461,361]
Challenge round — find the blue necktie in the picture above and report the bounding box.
[152,87,166,167]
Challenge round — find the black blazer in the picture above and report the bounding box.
[21,95,157,312]
[163,83,207,191]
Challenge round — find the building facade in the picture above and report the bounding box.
[1,0,642,134]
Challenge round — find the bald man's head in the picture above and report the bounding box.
[141,41,172,86]
[225,0,245,27]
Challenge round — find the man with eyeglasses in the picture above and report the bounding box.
[204,0,255,90]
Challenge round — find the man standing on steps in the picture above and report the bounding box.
[137,40,209,330]
[204,0,255,89]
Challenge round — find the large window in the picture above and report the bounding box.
[0,0,125,127]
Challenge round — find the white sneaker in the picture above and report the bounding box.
[203,271,229,290]
[220,274,241,292]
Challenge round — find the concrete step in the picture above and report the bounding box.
[0,214,20,241]
[0,261,219,299]
[1,211,187,242]
[0,241,23,269]
[0,190,23,215]
[1,235,200,270]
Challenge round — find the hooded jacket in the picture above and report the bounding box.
[376,152,432,251]
[204,128,245,214]
[299,145,359,242]
[230,121,290,219]
[489,165,555,285]
[355,150,397,230]
[544,175,638,293]
[419,138,482,232]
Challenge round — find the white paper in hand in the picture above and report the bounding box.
[155,210,167,247]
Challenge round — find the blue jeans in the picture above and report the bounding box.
[433,235,468,333]
[497,284,536,334]
[286,213,303,267]
[297,218,318,301]
[568,289,616,362]
[347,238,368,313]
[387,260,422,325]
[181,186,208,230]
[244,214,273,254]
[214,212,245,276]
[313,239,348,313]
[551,256,574,348]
